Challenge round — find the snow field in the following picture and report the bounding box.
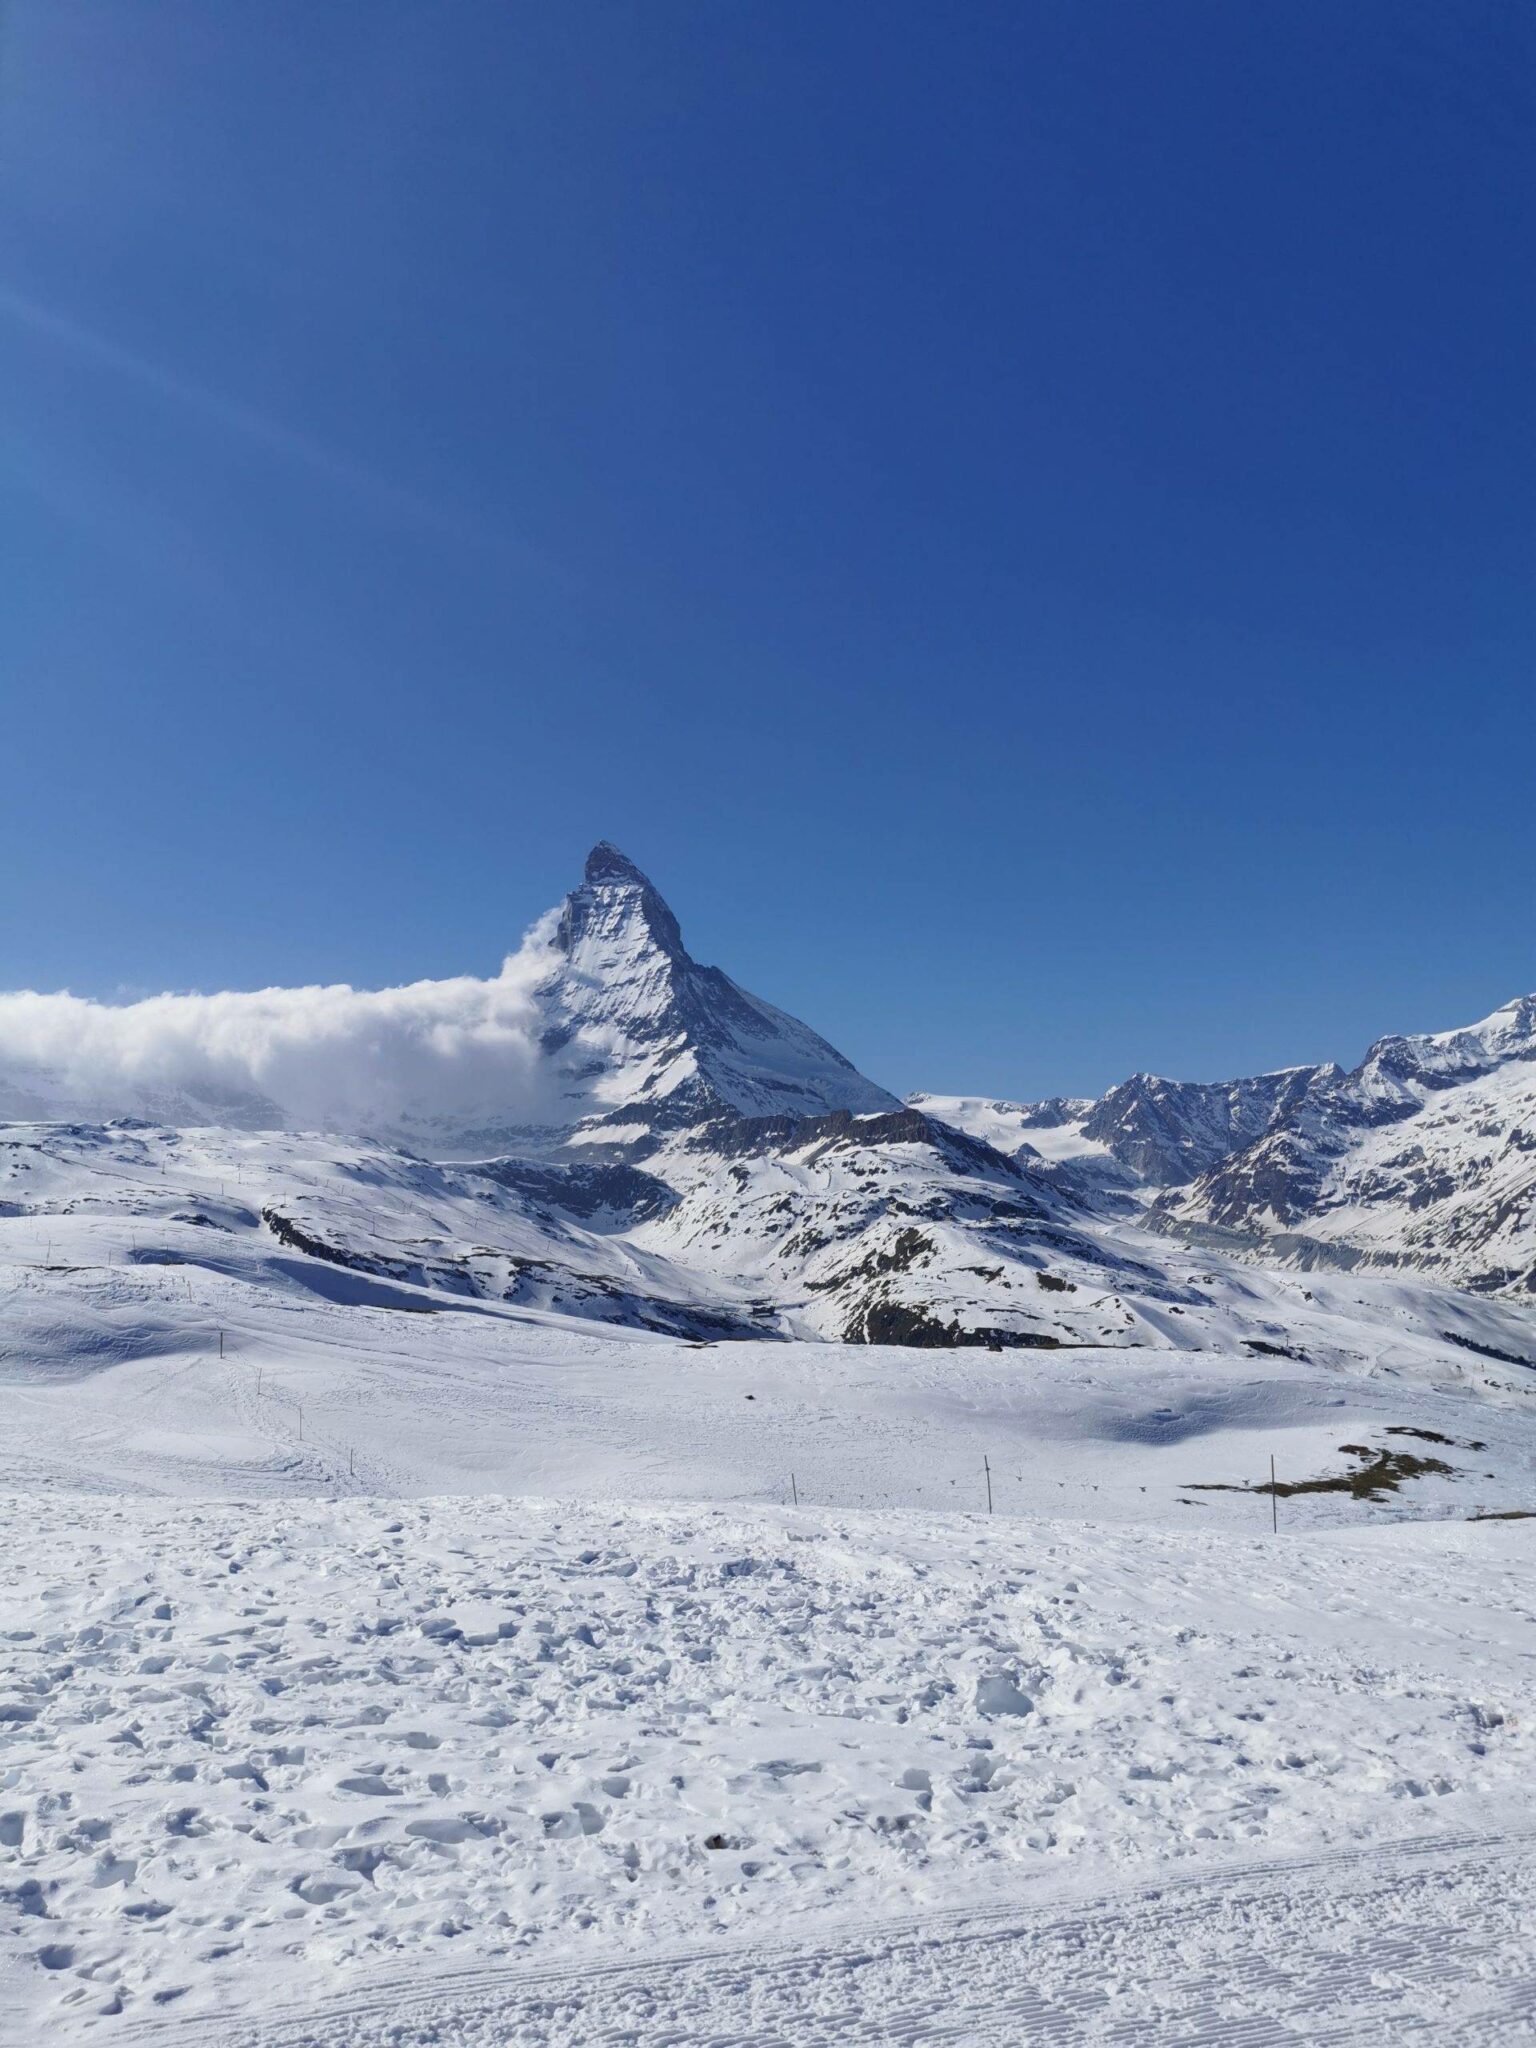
[2,1497,1531,2036]
[7,1188,1536,1523]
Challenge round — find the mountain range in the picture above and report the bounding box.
[2,845,1532,1384]
[915,992,1535,1298]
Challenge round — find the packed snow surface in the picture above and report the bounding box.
[3,1498,1533,2042]
[4,1190,1536,2045]
[97,1832,1536,2046]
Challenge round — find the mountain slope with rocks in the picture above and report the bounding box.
[1157,996,1536,1295]
[912,1065,1334,1192]
[2,844,1532,1357]
[918,996,1536,1299]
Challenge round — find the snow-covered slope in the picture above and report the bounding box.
[635,1106,1170,1349]
[0,1120,783,1346]
[906,1091,1137,1210]
[9,1115,1536,1428]
[5,1495,1534,2041]
[908,1093,1103,1164]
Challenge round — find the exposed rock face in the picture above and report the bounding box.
[911,1069,1331,1192]
[1078,1068,1336,1186]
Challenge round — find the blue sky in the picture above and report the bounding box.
[2,2,1531,1100]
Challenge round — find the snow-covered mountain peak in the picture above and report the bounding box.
[545,843,688,1034]
[582,839,655,888]
[524,844,899,1147]
[1474,991,1536,1053]
[0,845,898,1147]
[558,842,688,965]
[1359,992,1536,1088]
[1153,989,1536,1294]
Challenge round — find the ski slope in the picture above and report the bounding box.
[96,1829,1536,2046]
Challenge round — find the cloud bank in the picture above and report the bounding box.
[0,917,573,1133]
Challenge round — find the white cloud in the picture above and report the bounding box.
[0,915,571,1132]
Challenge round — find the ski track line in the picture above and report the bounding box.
[98,1826,1536,2048]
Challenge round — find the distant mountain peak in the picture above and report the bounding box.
[0,841,898,1150]
[584,841,651,888]
[558,841,686,964]
[533,843,897,1143]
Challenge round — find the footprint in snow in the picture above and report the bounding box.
[541,1803,605,1838]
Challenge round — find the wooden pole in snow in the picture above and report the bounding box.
[1270,1454,1278,1534]
[790,1472,798,1507]
[984,1455,993,1515]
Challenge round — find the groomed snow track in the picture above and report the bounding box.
[106,1827,1536,2046]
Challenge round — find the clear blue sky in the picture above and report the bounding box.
[2,2,1531,1100]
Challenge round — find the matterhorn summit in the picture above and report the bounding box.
[525,841,899,1144]
[405,840,900,1156]
[0,842,897,1150]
